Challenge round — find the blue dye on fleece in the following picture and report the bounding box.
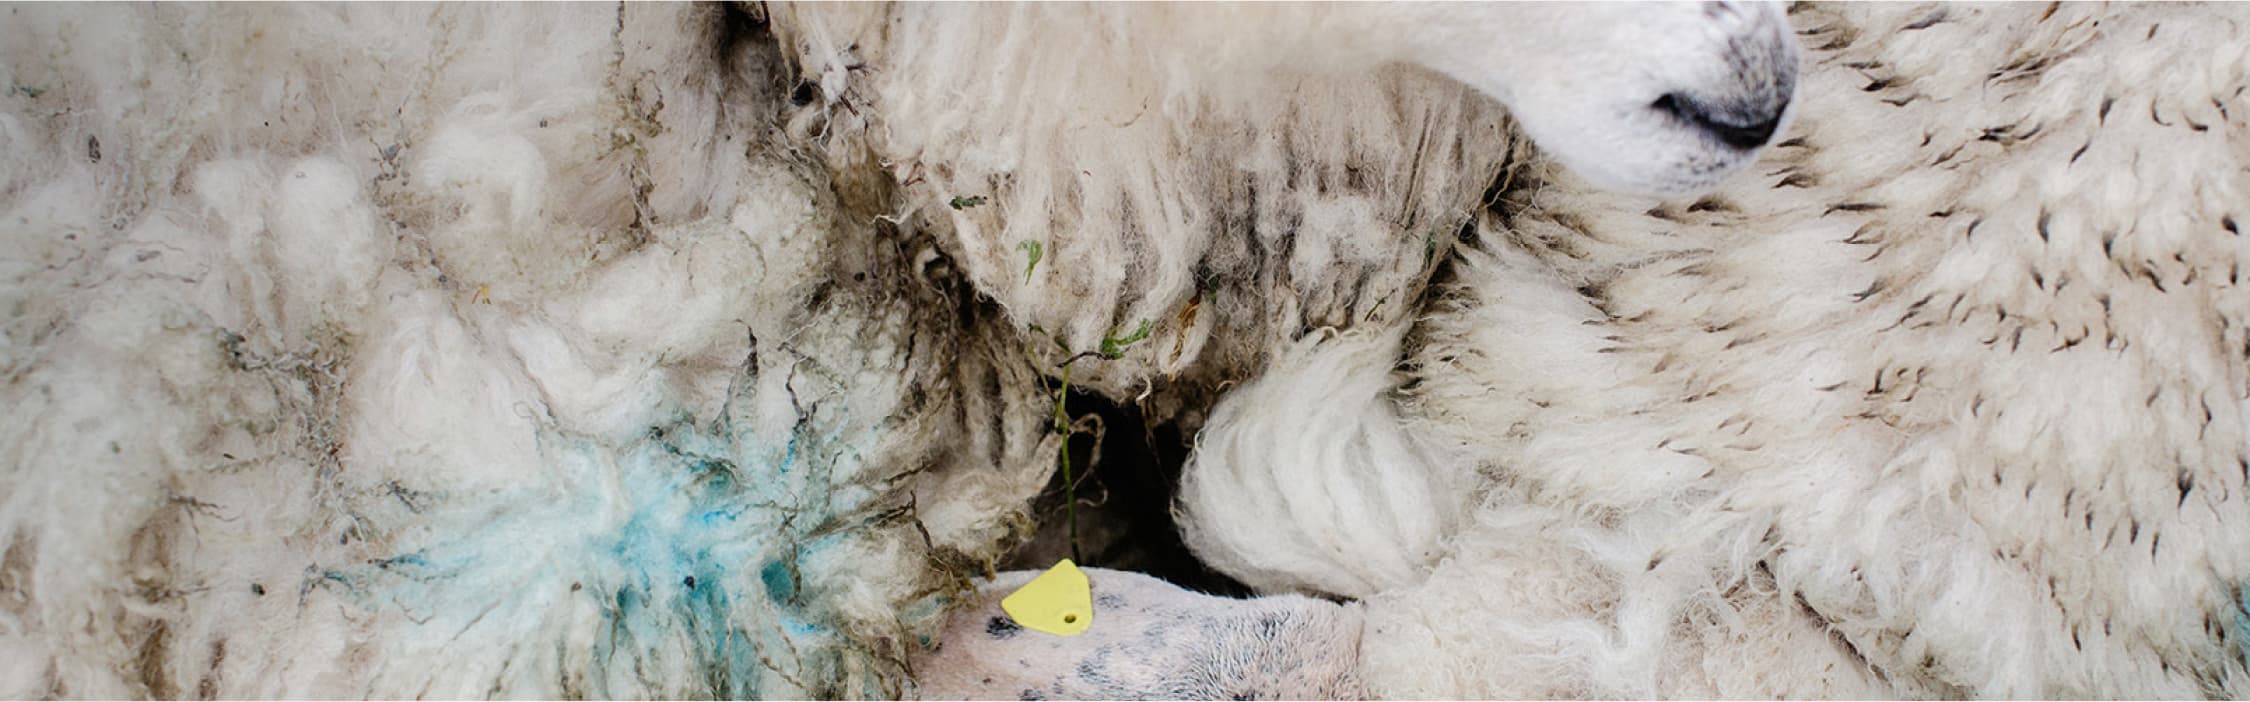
[317,407,930,699]
[760,559,797,603]
[2237,587,2249,668]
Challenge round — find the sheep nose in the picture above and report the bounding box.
[1654,91,1785,150]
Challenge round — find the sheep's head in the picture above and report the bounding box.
[1398,1,1800,196]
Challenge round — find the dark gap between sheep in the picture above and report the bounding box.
[1001,388,1252,598]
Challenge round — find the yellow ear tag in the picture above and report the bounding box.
[1000,559,1093,636]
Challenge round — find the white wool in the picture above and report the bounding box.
[27,0,2250,699]
[1185,2,2250,697]
[769,3,1518,407]
[1175,323,1469,599]
[0,4,1059,697]
[766,2,1802,421]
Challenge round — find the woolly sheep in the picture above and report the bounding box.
[1181,2,2250,698]
[770,2,1797,416]
[0,4,1059,697]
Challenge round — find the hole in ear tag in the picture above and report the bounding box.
[1000,559,1093,636]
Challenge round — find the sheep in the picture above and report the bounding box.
[910,566,1365,700]
[0,4,1059,697]
[769,2,1797,421]
[1179,2,2250,698]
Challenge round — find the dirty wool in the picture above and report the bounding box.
[7,1,2250,701]
[0,4,1070,697]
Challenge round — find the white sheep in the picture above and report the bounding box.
[770,2,1797,414]
[0,4,1061,697]
[1180,2,2250,698]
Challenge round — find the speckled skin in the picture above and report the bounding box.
[910,568,1364,700]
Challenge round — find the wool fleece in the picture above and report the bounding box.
[767,3,1522,416]
[1183,2,2250,698]
[0,5,1061,697]
[766,5,1799,609]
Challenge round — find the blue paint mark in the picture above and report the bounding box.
[317,569,364,596]
[311,384,944,699]
[779,615,822,637]
[777,434,800,476]
[761,559,797,603]
[2236,586,2249,667]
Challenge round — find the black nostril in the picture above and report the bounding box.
[1655,92,1782,150]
